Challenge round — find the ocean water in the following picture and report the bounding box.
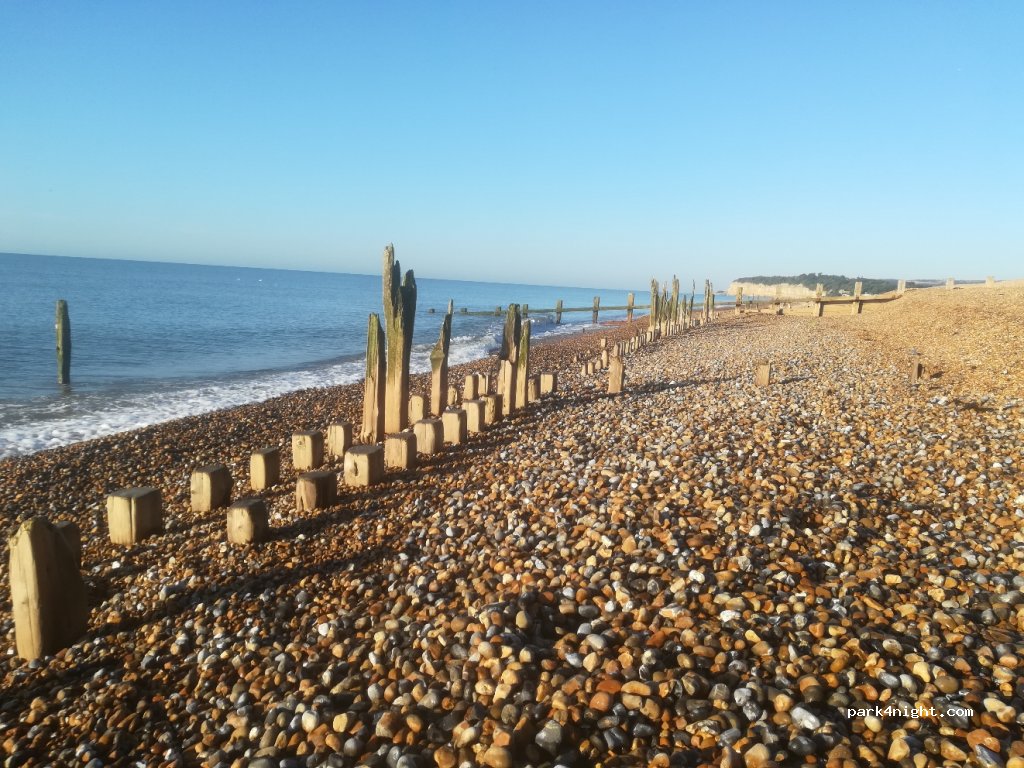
[0,253,648,458]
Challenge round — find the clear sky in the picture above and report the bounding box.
[1,2,1021,289]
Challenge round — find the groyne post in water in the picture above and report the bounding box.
[429,300,454,418]
[592,296,600,324]
[361,314,385,444]
[9,517,88,661]
[555,299,563,324]
[626,293,634,322]
[382,245,417,433]
[55,299,71,385]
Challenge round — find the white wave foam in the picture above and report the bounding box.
[0,320,598,459]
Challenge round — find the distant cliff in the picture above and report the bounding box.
[728,281,818,298]
[729,273,913,297]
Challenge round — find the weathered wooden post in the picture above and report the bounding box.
[688,293,695,329]
[946,277,955,290]
[670,277,680,331]
[9,517,88,661]
[815,299,825,317]
[250,447,280,491]
[499,304,521,416]
[382,244,417,433]
[384,433,417,470]
[463,374,479,402]
[754,360,772,387]
[986,275,995,287]
[327,422,353,458]
[430,300,454,418]
[442,409,468,445]
[909,356,924,384]
[413,419,444,454]
[107,487,163,544]
[735,286,743,312]
[854,281,863,299]
[464,399,486,432]
[190,464,232,512]
[296,470,338,509]
[649,279,660,332]
[554,299,563,324]
[55,299,71,385]
[483,394,502,425]
[360,314,385,443]
[227,499,270,545]
[522,303,529,318]
[626,293,634,322]
[897,279,906,294]
[540,372,557,395]
[514,318,531,410]
[408,395,425,424]
[292,431,324,471]
[608,354,624,394]
[345,445,385,487]
[592,296,600,324]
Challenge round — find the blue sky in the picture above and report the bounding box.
[1,2,1021,289]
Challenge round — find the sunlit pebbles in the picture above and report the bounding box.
[0,286,1022,767]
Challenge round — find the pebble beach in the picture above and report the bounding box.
[1,284,1023,768]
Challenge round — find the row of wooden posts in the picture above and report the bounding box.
[17,252,719,661]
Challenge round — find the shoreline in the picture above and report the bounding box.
[1,287,1023,767]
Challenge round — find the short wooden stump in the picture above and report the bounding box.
[107,487,163,545]
[227,498,270,545]
[250,447,281,491]
[344,445,384,487]
[296,470,337,510]
[384,433,417,470]
[442,409,468,445]
[408,394,426,424]
[327,422,353,459]
[464,399,486,433]
[483,394,503,425]
[190,463,232,513]
[540,372,557,395]
[292,431,324,471]
[413,419,444,455]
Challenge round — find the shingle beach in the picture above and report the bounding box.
[1,283,1022,768]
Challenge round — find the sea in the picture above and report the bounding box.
[0,253,661,459]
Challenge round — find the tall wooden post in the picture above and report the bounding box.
[360,314,385,443]
[55,300,71,385]
[735,286,743,310]
[429,300,453,417]
[626,293,634,322]
[946,277,955,290]
[815,283,823,299]
[649,279,659,331]
[592,296,600,324]
[554,299,563,324]
[515,319,531,410]
[854,281,863,299]
[499,304,521,416]
[522,304,529,318]
[670,277,680,330]
[382,245,416,434]
[897,279,906,294]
